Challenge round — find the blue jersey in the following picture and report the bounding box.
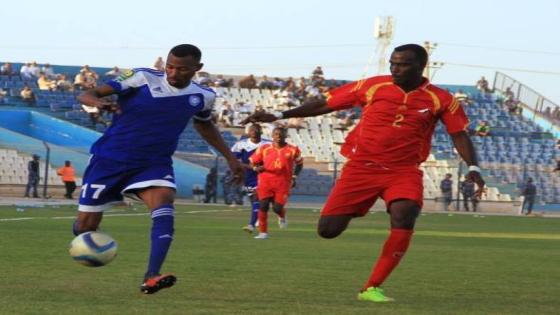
[90,68,215,166]
[231,138,271,187]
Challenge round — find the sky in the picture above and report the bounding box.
[2,0,559,103]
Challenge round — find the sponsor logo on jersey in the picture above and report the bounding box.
[115,69,134,82]
[151,86,163,93]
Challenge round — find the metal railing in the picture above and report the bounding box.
[493,72,560,136]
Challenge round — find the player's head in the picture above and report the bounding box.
[166,44,203,88]
[272,126,287,145]
[390,44,428,87]
[32,154,40,160]
[247,123,262,141]
[65,160,71,166]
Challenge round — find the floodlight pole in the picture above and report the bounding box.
[373,16,394,75]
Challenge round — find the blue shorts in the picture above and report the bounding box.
[78,156,176,212]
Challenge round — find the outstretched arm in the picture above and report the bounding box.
[194,119,244,184]
[449,130,485,198]
[242,98,334,124]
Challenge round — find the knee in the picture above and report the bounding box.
[390,210,419,229]
[317,224,343,239]
[317,216,350,239]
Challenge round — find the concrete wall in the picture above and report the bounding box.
[0,110,208,197]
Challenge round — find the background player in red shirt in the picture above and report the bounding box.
[243,44,485,302]
[249,127,303,239]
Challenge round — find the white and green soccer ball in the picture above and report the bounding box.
[69,232,118,267]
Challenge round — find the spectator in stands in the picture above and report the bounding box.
[474,120,490,137]
[554,140,560,172]
[238,74,257,89]
[304,82,322,100]
[194,71,211,86]
[203,167,218,203]
[520,177,537,215]
[272,77,286,89]
[37,72,57,91]
[476,76,490,94]
[80,65,99,80]
[1,62,16,76]
[74,71,96,90]
[56,74,74,92]
[258,75,274,90]
[460,176,478,212]
[440,173,453,211]
[24,154,40,198]
[214,74,232,87]
[153,56,165,71]
[312,66,324,83]
[218,101,234,127]
[57,160,77,199]
[0,88,7,104]
[20,85,36,105]
[41,63,56,79]
[105,66,122,79]
[20,63,33,80]
[504,87,515,102]
[254,103,265,114]
[453,89,469,105]
[28,61,41,78]
[552,107,560,121]
[222,169,243,205]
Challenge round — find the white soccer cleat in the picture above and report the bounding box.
[278,217,288,229]
[254,233,268,239]
[242,225,255,233]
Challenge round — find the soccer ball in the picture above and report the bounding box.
[69,231,118,267]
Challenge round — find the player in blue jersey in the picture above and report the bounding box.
[231,124,271,233]
[73,44,244,294]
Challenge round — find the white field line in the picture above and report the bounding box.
[0,209,244,222]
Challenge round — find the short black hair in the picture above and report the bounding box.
[169,44,202,61]
[249,123,262,131]
[394,44,428,68]
[273,126,287,134]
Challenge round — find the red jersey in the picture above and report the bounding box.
[325,75,469,167]
[249,143,303,183]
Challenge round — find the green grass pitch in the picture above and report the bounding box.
[1,204,559,315]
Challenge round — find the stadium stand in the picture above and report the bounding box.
[1,61,559,205]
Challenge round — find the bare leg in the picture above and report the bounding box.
[317,215,353,239]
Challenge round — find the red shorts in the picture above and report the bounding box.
[321,160,423,217]
[257,178,291,205]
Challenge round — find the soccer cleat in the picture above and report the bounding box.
[278,217,288,229]
[357,287,395,303]
[140,273,177,294]
[254,233,268,239]
[242,225,255,233]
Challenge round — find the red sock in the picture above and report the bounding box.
[363,228,414,289]
[258,210,268,233]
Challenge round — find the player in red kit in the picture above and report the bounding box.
[249,127,303,239]
[242,44,485,301]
